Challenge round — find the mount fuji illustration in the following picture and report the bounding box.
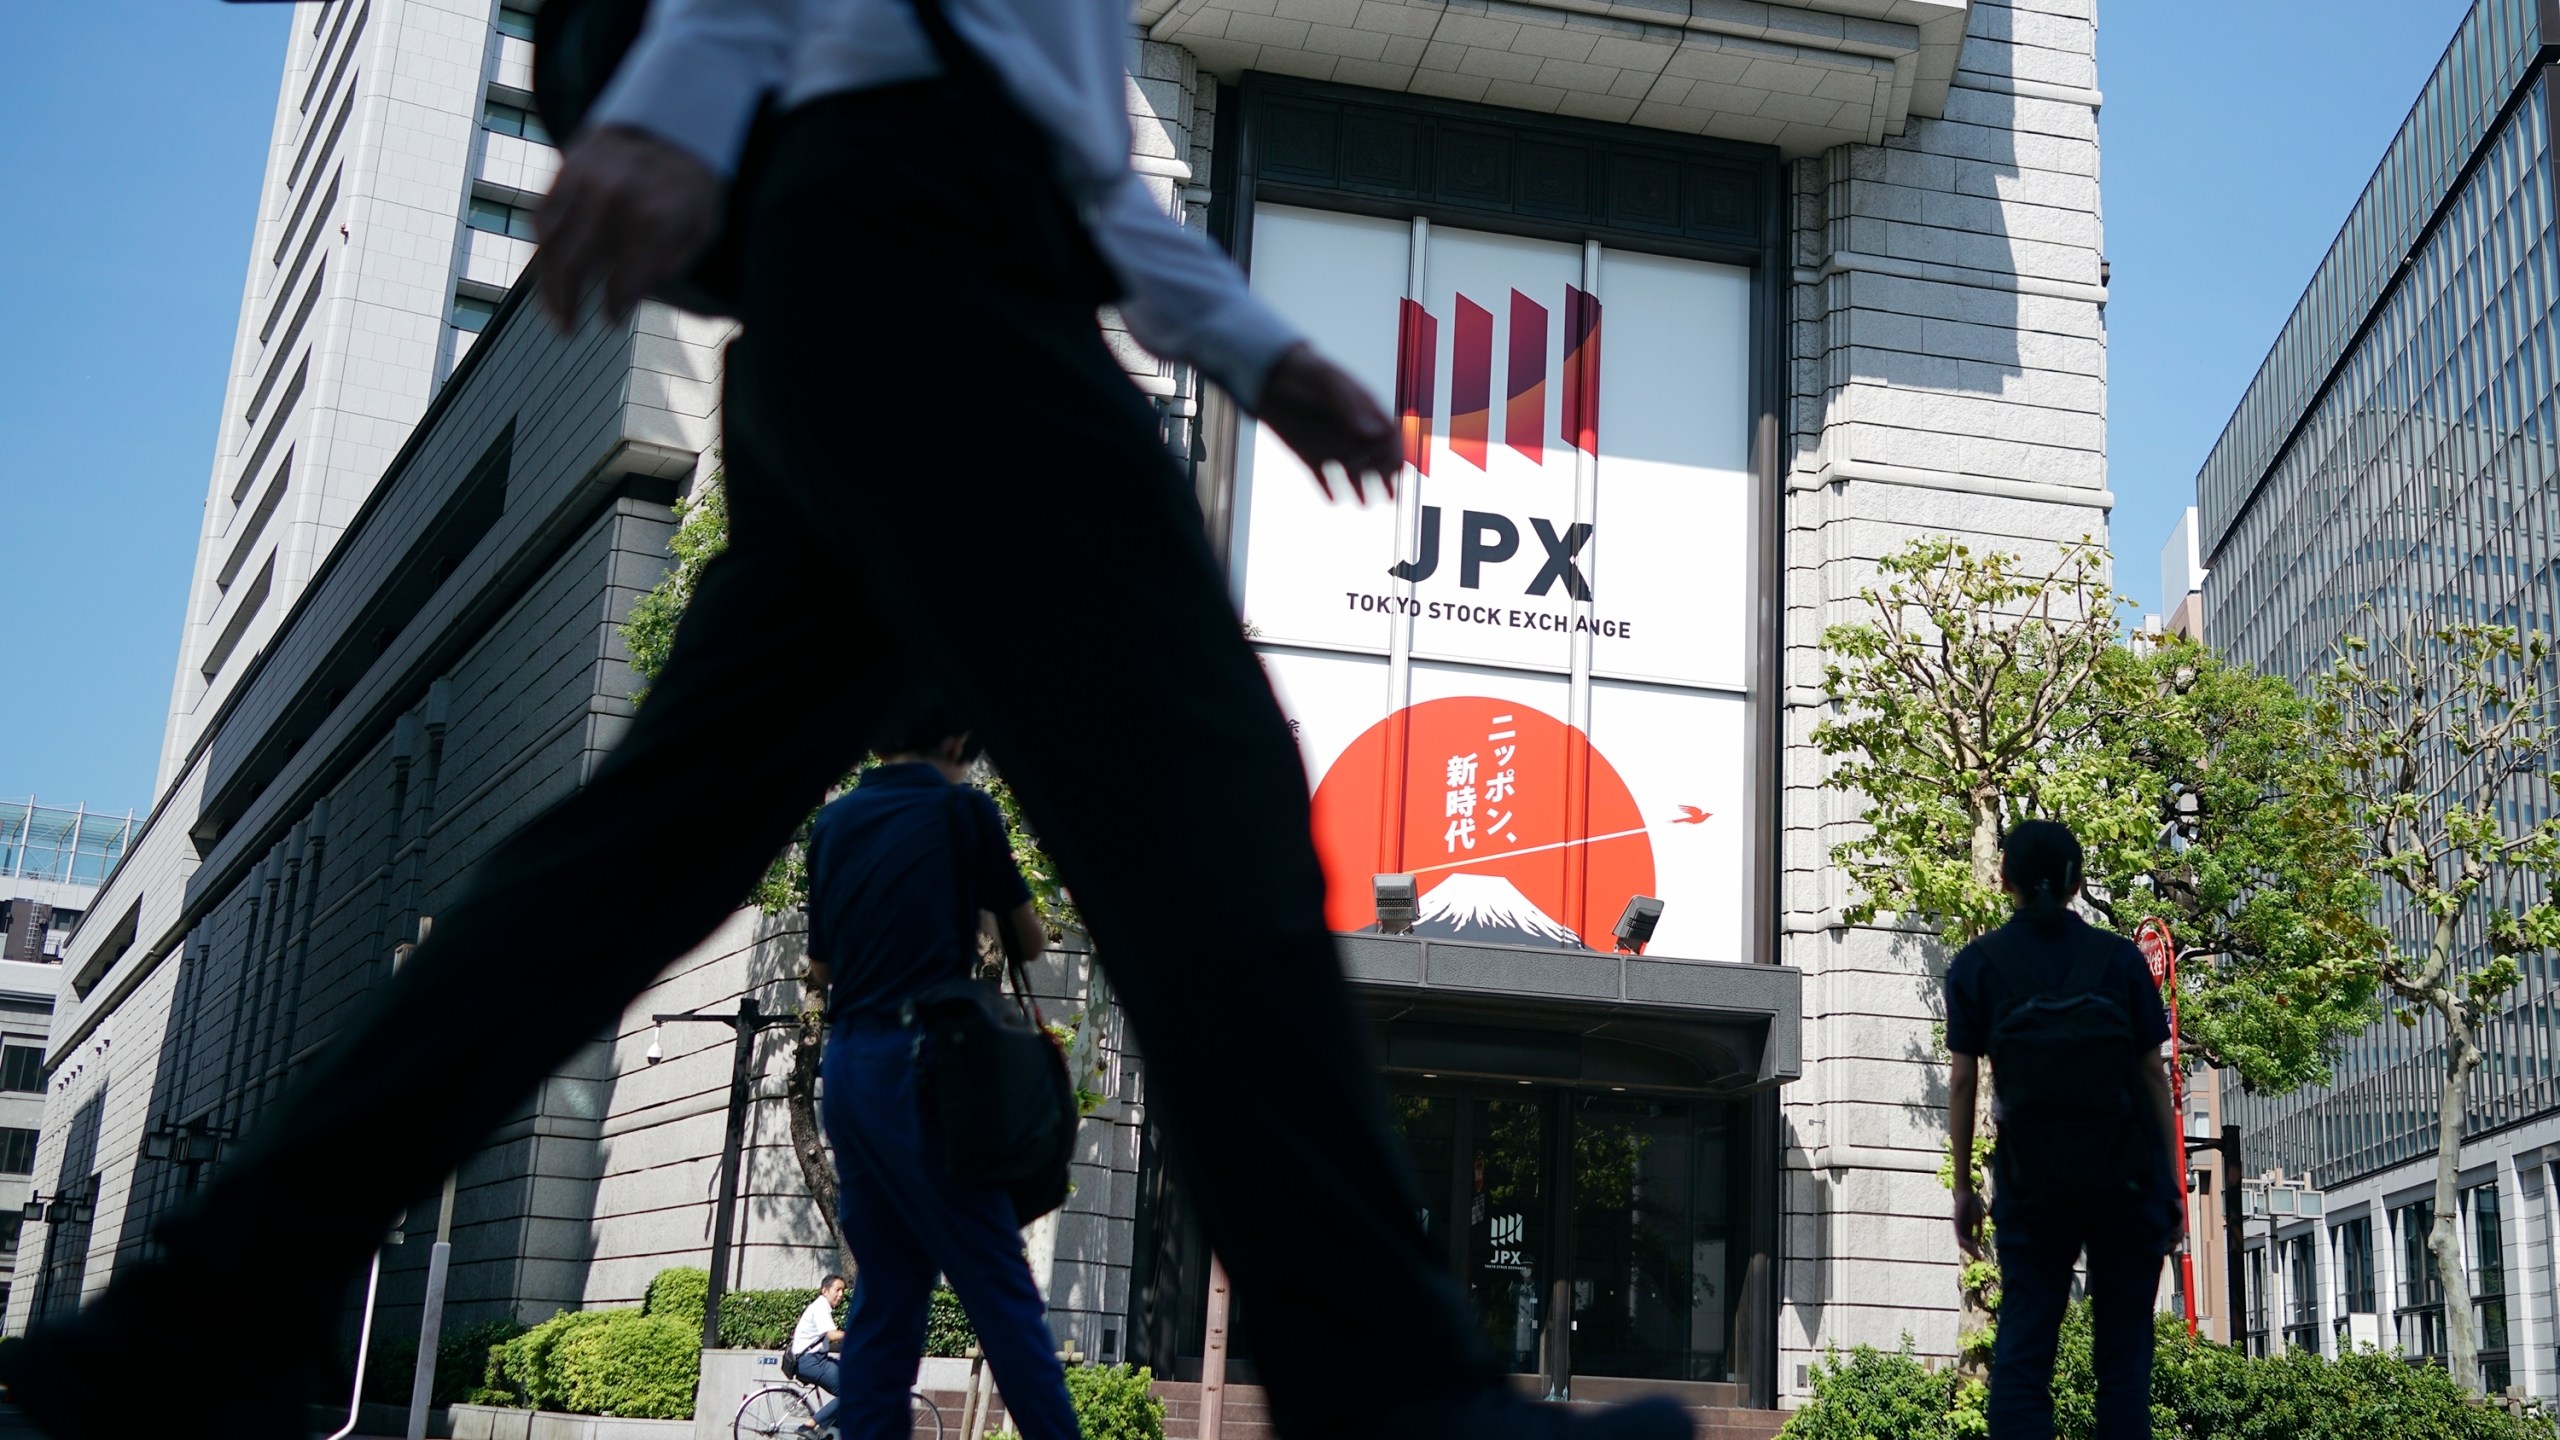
[1409,874,1586,948]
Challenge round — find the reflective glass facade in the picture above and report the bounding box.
[2209,12,2560,1187]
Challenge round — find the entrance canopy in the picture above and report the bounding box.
[1338,933,1800,1095]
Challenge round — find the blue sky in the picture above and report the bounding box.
[0,0,2486,812]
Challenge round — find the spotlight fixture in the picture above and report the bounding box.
[645,1023,664,1066]
[1612,895,1665,955]
[1373,874,1420,935]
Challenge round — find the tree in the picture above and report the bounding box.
[2085,639,2382,1092]
[621,471,1102,1281]
[1815,536,2132,1362]
[2313,620,2560,1393]
[1817,537,2383,1364]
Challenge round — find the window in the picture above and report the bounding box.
[2283,1232,2322,1353]
[450,292,498,333]
[2335,1214,2378,1348]
[0,1213,21,1254]
[495,4,535,40]
[465,195,537,241]
[2244,1247,2272,1357]
[481,99,548,145]
[0,1047,39,1094]
[2472,1185,2512,1392]
[2395,1199,2448,1362]
[0,1128,36,1176]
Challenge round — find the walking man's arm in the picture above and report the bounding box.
[1949,1052,1986,1259]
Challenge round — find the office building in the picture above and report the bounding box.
[157,0,557,796]
[35,0,2105,1421]
[2200,0,2560,1393]
[0,800,133,1321]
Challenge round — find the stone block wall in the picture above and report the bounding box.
[1776,0,2108,1390]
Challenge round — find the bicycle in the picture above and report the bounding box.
[733,1371,946,1440]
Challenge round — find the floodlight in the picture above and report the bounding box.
[18,1198,41,1224]
[2269,1187,2297,1216]
[1373,874,1419,935]
[2299,1189,2324,1217]
[183,1129,222,1165]
[1612,896,1665,954]
[142,1131,174,1162]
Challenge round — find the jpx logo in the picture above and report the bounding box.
[1388,287,1602,599]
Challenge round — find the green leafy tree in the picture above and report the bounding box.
[2314,621,2560,1394]
[2086,639,2383,1092]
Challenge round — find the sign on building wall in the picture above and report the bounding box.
[1232,205,1755,961]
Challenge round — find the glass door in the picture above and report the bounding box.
[1464,1094,1553,1375]
[1567,1094,1731,1382]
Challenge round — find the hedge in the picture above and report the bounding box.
[480,1309,698,1419]
[362,1319,528,1408]
[1782,1307,2560,1440]
[1067,1365,1165,1440]
[645,1265,975,1356]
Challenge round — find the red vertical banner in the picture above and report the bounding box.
[1561,285,1603,456]
[1394,298,1439,478]
[1506,289,1548,462]
[1451,295,1493,469]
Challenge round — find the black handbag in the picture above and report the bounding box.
[898,786,1078,1224]
[530,0,1120,319]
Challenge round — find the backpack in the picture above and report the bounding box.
[1981,924,2147,1210]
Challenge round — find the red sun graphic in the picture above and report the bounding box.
[1309,696,1655,946]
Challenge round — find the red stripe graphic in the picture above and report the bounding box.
[1506,289,1548,462]
[1561,285,1602,457]
[1395,298,1438,478]
[1450,295,1492,470]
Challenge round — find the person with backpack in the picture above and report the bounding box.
[801,706,1071,1440]
[1945,820,2186,1440]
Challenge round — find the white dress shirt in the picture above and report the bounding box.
[588,0,1305,406]
[790,1292,836,1356]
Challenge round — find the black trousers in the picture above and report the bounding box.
[126,82,1492,1437]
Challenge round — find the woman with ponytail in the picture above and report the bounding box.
[1942,819,2186,1440]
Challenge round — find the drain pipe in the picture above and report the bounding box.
[327,1250,385,1440]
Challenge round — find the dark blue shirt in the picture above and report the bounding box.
[1945,911,2181,1243]
[806,764,1032,1026]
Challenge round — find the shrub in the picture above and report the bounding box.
[364,1318,528,1408]
[644,1267,710,1331]
[926,1286,977,1358]
[484,1309,614,1411]
[1780,1340,1976,1440]
[1068,1364,1165,1440]
[1782,1308,2559,1440]
[555,1311,700,1420]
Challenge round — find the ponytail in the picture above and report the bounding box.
[2001,819,2083,936]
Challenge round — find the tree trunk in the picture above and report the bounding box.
[784,1006,859,1280]
[1954,797,2004,1373]
[2428,995,2483,1393]
[1968,796,2003,896]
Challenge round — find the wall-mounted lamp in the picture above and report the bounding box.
[1612,896,1664,955]
[1373,874,1419,935]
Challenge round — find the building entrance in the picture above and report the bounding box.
[1390,1077,1735,1387]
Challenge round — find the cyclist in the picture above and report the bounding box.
[790,1274,850,1436]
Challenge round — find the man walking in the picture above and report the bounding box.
[792,1274,852,1436]
[1946,821,2185,1440]
[803,712,1076,1440]
[0,5,1691,1440]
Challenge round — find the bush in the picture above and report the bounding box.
[643,1267,710,1331]
[926,1286,977,1358]
[1068,1364,1166,1440]
[482,1309,699,1419]
[1781,1308,2558,1440]
[364,1318,528,1408]
[555,1311,700,1420]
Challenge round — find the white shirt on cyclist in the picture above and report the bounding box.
[792,1293,836,1357]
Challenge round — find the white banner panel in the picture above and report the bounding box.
[1236,205,1755,955]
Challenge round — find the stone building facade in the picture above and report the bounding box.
[31,0,2107,1415]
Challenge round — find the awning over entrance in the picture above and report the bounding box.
[1139,0,1970,156]
[1337,933,1801,1095]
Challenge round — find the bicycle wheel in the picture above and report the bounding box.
[910,1388,946,1440]
[735,1383,818,1440]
